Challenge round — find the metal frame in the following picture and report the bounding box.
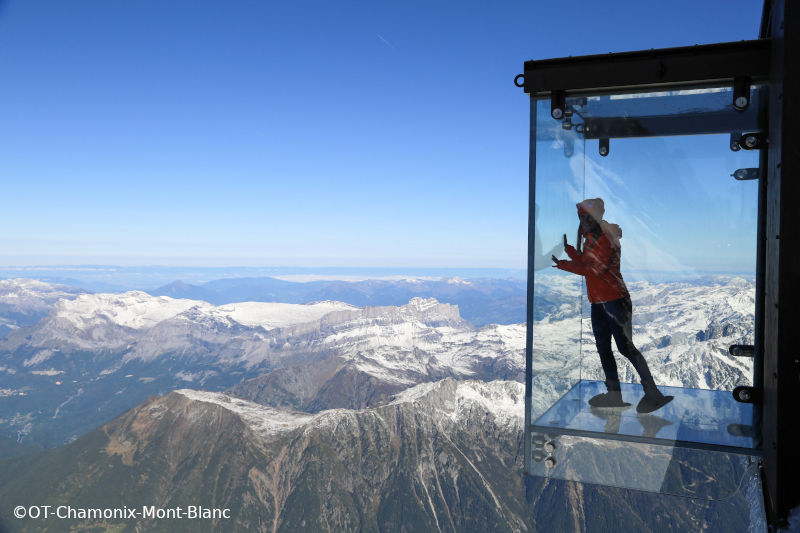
[521,39,771,97]
[762,0,800,525]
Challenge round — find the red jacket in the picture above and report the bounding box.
[556,225,629,304]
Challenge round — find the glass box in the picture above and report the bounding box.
[525,84,766,500]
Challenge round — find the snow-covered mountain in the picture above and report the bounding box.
[0,274,755,450]
[531,274,755,390]
[0,278,91,338]
[0,287,528,448]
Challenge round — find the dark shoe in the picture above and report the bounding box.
[588,391,631,408]
[637,387,673,414]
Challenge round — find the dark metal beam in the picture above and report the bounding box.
[580,112,759,139]
[522,40,771,96]
[763,0,800,524]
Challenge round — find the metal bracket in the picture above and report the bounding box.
[730,344,756,356]
[562,109,574,130]
[599,138,610,157]
[551,90,565,120]
[733,386,762,404]
[727,423,757,438]
[732,169,759,181]
[738,132,768,150]
[733,76,752,111]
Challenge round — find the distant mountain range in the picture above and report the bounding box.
[146,276,528,327]
[3,275,528,328]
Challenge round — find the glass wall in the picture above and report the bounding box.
[526,84,766,500]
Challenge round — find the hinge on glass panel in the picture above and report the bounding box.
[733,386,762,404]
[733,76,752,111]
[737,132,768,150]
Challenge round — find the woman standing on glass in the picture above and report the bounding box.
[551,198,673,414]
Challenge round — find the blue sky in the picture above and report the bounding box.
[0,0,765,268]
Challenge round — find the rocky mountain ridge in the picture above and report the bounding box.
[0,378,754,532]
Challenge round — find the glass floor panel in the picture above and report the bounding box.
[532,380,761,455]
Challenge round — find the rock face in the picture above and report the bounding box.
[0,379,752,533]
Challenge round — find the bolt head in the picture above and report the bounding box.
[735,96,749,109]
[731,141,741,151]
[544,457,557,469]
[738,389,752,401]
[599,147,609,156]
[745,136,758,148]
[544,441,556,454]
[552,108,564,119]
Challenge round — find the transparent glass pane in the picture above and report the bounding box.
[578,133,760,391]
[527,84,765,500]
[529,430,759,500]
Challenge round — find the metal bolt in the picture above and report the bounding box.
[731,141,741,151]
[745,135,759,148]
[599,147,609,156]
[544,457,557,469]
[735,96,749,109]
[544,441,556,454]
[552,108,564,119]
[738,389,752,401]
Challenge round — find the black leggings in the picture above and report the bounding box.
[590,297,653,389]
